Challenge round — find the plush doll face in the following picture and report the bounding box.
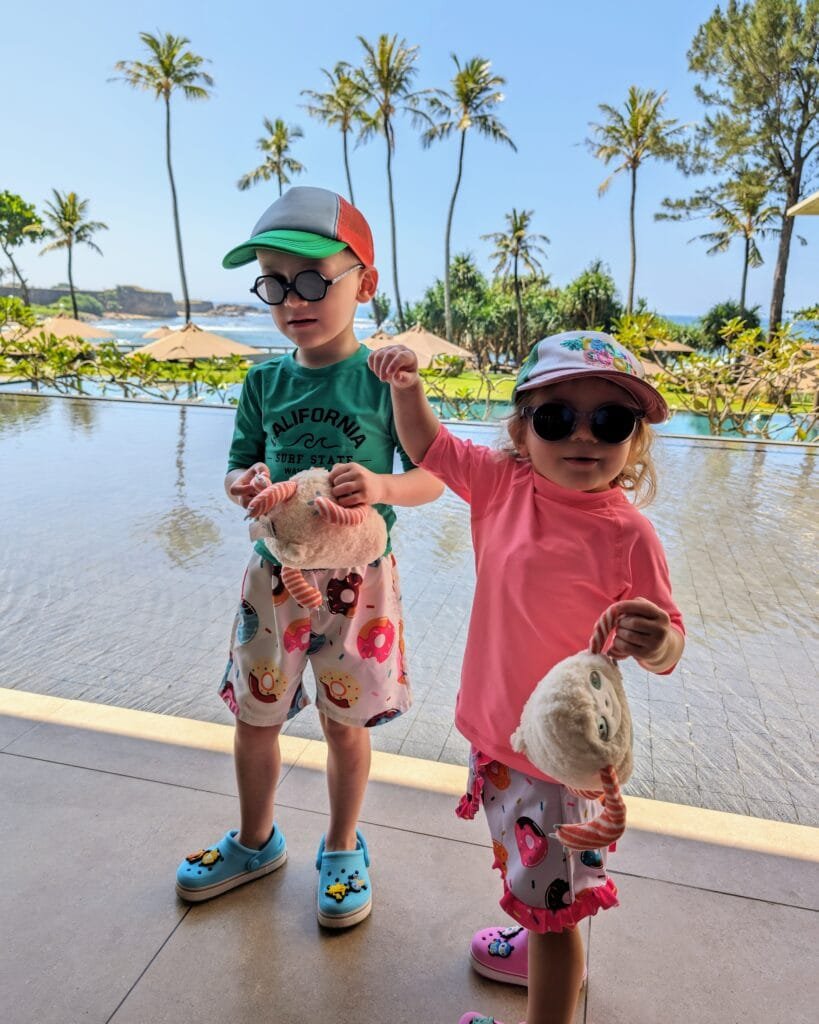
[510,651,633,791]
[249,467,387,570]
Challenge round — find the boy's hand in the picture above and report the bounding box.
[368,345,420,388]
[608,598,676,665]
[329,462,386,507]
[229,463,270,508]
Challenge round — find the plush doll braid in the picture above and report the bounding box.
[554,604,630,852]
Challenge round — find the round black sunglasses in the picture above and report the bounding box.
[251,264,364,306]
[521,401,645,444]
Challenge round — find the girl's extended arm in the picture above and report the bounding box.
[609,598,685,674]
[367,345,441,464]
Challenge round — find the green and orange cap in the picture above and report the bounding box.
[222,186,374,268]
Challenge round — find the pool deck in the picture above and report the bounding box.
[2,394,818,1022]
[2,686,817,1024]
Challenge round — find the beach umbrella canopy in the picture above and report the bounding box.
[649,340,695,354]
[365,322,472,369]
[10,316,116,343]
[640,357,666,377]
[129,322,257,361]
[142,325,173,339]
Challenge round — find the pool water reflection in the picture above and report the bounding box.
[1,393,816,824]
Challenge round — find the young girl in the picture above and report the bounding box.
[369,331,684,1024]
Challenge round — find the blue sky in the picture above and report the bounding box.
[3,0,817,316]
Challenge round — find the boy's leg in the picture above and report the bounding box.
[235,719,284,849]
[319,712,371,850]
[527,927,584,1024]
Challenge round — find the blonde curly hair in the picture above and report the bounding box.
[499,393,658,507]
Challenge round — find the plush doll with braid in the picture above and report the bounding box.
[246,467,387,609]
[510,603,633,851]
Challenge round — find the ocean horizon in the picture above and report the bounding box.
[97,311,722,351]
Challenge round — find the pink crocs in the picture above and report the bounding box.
[469,925,528,986]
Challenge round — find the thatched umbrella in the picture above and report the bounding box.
[364,322,472,368]
[129,322,257,361]
[649,340,695,354]
[142,325,173,339]
[11,316,116,343]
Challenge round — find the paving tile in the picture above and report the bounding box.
[586,874,817,1024]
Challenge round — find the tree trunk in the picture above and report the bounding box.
[514,252,524,362]
[2,243,30,304]
[627,166,637,314]
[444,132,467,344]
[165,94,191,324]
[384,119,406,331]
[67,241,77,319]
[277,172,283,198]
[343,130,355,205]
[740,236,750,311]
[768,171,802,336]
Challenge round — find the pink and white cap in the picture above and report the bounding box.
[514,331,668,424]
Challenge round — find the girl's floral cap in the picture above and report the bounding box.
[514,331,668,424]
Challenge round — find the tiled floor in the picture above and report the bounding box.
[1,393,817,824]
[2,689,817,1024]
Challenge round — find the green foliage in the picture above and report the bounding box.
[657,322,818,440]
[700,301,761,350]
[688,0,819,329]
[371,292,391,328]
[556,260,623,331]
[52,293,104,316]
[236,118,306,194]
[0,296,37,333]
[0,328,249,404]
[0,192,44,301]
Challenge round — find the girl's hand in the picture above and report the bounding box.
[608,598,674,663]
[368,345,420,388]
[229,463,270,508]
[329,462,386,507]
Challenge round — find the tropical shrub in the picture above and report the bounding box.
[699,301,760,350]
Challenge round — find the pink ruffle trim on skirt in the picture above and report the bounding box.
[500,877,619,934]
[455,751,496,819]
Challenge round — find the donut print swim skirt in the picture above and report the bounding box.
[456,749,619,933]
[218,551,410,729]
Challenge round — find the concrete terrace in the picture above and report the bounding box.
[2,687,817,1024]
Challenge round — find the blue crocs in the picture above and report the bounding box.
[176,827,286,902]
[315,829,372,928]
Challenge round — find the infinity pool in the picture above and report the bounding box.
[1,392,816,823]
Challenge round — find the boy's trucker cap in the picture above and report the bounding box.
[222,186,374,268]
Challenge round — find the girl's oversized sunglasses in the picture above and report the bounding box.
[521,401,645,444]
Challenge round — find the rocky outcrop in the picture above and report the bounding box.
[0,284,195,318]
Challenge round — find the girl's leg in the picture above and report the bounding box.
[234,718,283,849]
[320,712,371,850]
[527,927,585,1024]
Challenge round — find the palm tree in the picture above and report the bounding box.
[112,32,213,324]
[587,86,685,313]
[354,34,428,331]
[302,64,366,203]
[237,118,307,197]
[482,208,549,361]
[422,55,516,343]
[40,190,107,319]
[656,166,783,310]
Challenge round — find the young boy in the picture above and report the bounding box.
[176,186,443,927]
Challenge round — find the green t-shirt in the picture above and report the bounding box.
[227,344,415,563]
